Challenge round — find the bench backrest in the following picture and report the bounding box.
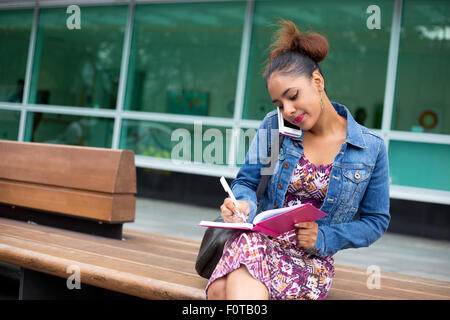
[0,140,136,223]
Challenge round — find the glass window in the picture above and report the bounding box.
[29,6,128,108]
[120,119,232,165]
[0,9,33,103]
[125,2,246,117]
[392,0,450,135]
[244,0,393,127]
[389,140,450,191]
[0,109,21,140]
[24,112,114,148]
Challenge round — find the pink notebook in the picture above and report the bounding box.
[198,203,327,237]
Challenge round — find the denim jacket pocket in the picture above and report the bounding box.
[342,168,371,184]
[342,168,372,201]
[331,167,372,224]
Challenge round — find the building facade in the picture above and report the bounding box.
[0,0,449,239]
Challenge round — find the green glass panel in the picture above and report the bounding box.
[0,109,21,140]
[25,112,113,148]
[120,119,232,165]
[389,140,450,191]
[0,9,33,103]
[125,2,246,117]
[392,0,450,134]
[29,6,127,108]
[244,0,393,128]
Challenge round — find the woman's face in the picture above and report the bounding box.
[267,71,323,131]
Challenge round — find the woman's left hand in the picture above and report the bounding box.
[294,222,318,250]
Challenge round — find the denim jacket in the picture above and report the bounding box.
[231,101,390,257]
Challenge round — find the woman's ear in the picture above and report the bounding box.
[311,70,324,92]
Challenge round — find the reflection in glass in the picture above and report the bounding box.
[393,0,450,134]
[29,6,127,108]
[0,109,21,140]
[125,2,246,117]
[120,119,231,165]
[25,112,113,148]
[244,0,393,128]
[389,140,450,191]
[0,10,33,103]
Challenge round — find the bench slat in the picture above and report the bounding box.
[0,217,448,300]
[0,240,205,300]
[0,219,198,262]
[0,234,203,285]
[331,276,448,300]
[0,221,198,275]
[0,140,136,194]
[335,265,450,295]
[0,179,135,222]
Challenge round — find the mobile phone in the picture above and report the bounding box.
[277,107,303,138]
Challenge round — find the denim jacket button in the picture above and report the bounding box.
[355,172,361,179]
[274,203,279,208]
[277,183,282,189]
[283,162,289,169]
[293,141,299,147]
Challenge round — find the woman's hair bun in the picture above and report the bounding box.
[268,19,329,64]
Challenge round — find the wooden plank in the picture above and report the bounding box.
[0,219,198,260]
[0,140,136,193]
[330,276,448,300]
[326,287,371,300]
[0,179,135,222]
[0,221,198,275]
[0,218,448,300]
[0,239,207,300]
[0,219,207,299]
[124,228,203,247]
[335,264,450,288]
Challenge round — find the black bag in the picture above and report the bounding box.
[195,135,284,279]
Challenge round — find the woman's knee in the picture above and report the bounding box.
[207,277,227,300]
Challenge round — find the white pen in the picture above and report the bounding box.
[220,176,246,222]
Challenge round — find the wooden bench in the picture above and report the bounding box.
[0,140,449,300]
[0,216,449,300]
[0,217,207,299]
[0,140,207,299]
[0,140,136,239]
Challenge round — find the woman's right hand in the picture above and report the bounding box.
[220,198,250,223]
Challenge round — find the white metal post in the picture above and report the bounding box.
[381,0,403,149]
[112,1,135,150]
[228,0,254,169]
[18,5,39,142]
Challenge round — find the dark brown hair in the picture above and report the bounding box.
[263,19,329,86]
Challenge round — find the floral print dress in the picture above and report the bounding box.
[206,153,335,300]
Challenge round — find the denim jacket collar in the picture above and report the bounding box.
[331,101,367,149]
[285,101,366,149]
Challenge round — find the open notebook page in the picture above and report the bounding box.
[253,203,303,224]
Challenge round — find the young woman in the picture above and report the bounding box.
[206,19,390,300]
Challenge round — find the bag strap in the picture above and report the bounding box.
[256,134,284,206]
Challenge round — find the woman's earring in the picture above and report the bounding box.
[320,93,324,110]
